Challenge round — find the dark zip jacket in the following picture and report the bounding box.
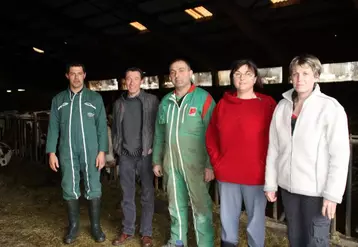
[112,90,159,157]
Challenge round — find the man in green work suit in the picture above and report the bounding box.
[46,62,108,244]
[153,59,216,247]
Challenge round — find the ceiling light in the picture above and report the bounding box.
[271,0,300,7]
[129,22,148,31]
[18,89,25,92]
[185,6,213,20]
[33,47,44,53]
[6,90,11,93]
[194,6,213,17]
[185,9,202,19]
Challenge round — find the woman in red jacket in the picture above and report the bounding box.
[206,60,276,247]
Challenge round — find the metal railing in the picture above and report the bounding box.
[345,134,358,238]
[0,112,49,164]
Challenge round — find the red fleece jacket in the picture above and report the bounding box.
[205,91,276,185]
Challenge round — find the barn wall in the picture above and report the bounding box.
[0,82,357,130]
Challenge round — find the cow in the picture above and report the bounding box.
[0,142,12,167]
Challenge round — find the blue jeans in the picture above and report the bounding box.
[218,181,267,247]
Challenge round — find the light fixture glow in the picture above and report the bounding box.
[18,89,25,92]
[6,90,11,93]
[194,6,213,17]
[129,22,148,31]
[33,47,44,53]
[271,0,300,7]
[185,6,213,19]
[185,9,202,19]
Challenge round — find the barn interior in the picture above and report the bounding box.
[0,0,358,246]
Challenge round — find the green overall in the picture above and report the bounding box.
[46,87,108,200]
[152,85,216,247]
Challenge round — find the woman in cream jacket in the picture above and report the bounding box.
[264,54,350,247]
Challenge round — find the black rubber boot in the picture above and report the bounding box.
[88,197,106,242]
[221,240,237,247]
[64,200,80,244]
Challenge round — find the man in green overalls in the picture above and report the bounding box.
[46,62,108,244]
[153,59,216,247]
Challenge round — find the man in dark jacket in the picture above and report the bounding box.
[111,67,159,247]
[46,62,108,244]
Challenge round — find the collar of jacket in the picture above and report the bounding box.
[120,89,147,102]
[172,83,196,96]
[67,86,87,100]
[282,83,321,103]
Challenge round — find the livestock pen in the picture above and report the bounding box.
[0,112,357,247]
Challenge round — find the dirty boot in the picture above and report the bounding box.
[221,240,236,247]
[64,199,80,244]
[88,197,105,242]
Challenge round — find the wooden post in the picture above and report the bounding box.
[20,119,24,157]
[345,138,354,238]
[331,215,337,236]
[29,120,33,162]
[33,113,38,162]
[14,118,19,155]
[273,201,278,221]
[161,177,166,192]
[214,181,219,206]
[155,176,159,191]
[5,115,9,131]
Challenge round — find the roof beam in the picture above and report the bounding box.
[353,0,358,8]
[22,1,140,65]
[74,0,127,23]
[30,1,120,45]
[98,0,216,70]
[213,0,287,65]
[35,0,215,71]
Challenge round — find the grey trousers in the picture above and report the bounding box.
[119,154,154,236]
[218,181,267,247]
[281,188,331,247]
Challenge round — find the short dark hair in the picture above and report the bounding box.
[66,62,86,74]
[169,58,191,70]
[229,59,263,92]
[125,67,144,79]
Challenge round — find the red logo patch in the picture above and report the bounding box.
[188,107,197,116]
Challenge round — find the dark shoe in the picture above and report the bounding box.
[141,236,153,247]
[221,240,236,247]
[88,198,106,242]
[112,233,133,246]
[64,200,80,244]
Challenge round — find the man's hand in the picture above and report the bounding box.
[204,168,215,182]
[265,191,277,202]
[49,153,59,172]
[322,199,337,220]
[153,164,163,177]
[96,151,106,171]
